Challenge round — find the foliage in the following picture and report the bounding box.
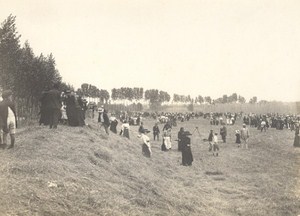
[76,83,110,103]
[111,87,143,101]
[0,15,62,118]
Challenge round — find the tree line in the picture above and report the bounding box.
[0,15,264,118]
[0,15,72,118]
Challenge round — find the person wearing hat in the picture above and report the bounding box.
[138,129,152,158]
[45,83,62,129]
[0,90,17,149]
[235,130,241,147]
[177,127,185,151]
[109,116,118,134]
[98,109,110,134]
[220,124,227,143]
[163,127,172,150]
[241,123,250,149]
[65,91,79,126]
[152,122,160,141]
[181,131,193,166]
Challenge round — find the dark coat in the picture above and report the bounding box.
[0,99,17,131]
[46,89,61,110]
[182,136,193,166]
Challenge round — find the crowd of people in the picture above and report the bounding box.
[40,85,88,128]
[0,87,299,159]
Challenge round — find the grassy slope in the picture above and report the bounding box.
[0,118,299,216]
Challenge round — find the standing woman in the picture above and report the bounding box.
[177,127,185,151]
[181,131,193,166]
[139,129,152,158]
[109,117,118,134]
[163,128,172,150]
[294,123,300,147]
[241,124,250,149]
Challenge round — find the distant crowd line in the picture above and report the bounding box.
[0,84,299,161]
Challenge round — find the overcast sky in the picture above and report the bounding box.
[1,0,300,102]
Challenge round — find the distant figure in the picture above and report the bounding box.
[241,124,250,149]
[136,116,141,126]
[101,109,110,135]
[163,128,172,150]
[235,130,241,147]
[45,83,61,129]
[65,91,79,126]
[181,131,193,166]
[152,123,160,141]
[260,120,267,132]
[120,120,130,139]
[208,130,214,151]
[162,121,172,131]
[213,132,219,156]
[220,125,227,143]
[0,90,17,149]
[138,122,144,134]
[109,117,118,134]
[294,124,300,147]
[139,129,152,158]
[177,127,185,151]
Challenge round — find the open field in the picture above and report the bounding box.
[0,117,299,216]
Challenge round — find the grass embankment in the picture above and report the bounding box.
[0,118,299,216]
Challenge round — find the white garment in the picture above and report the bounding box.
[164,137,172,149]
[140,134,151,148]
[7,107,16,134]
[213,135,218,144]
[121,123,130,130]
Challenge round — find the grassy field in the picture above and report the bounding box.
[0,117,299,216]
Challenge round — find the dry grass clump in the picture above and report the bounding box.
[0,117,299,215]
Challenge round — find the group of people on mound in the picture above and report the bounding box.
[39,84,88,128]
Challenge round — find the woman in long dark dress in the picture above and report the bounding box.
[110,117,118,134]
[177,127,185,151]
[294,124,300,147]
[181,131,193,166]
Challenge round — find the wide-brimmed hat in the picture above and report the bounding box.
[2,90,12,98]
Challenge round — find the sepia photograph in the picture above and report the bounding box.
[0,0,299,215]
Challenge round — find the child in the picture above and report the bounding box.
[60,105,68,125]
[213,132,219,156]
[235,130,241,147]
